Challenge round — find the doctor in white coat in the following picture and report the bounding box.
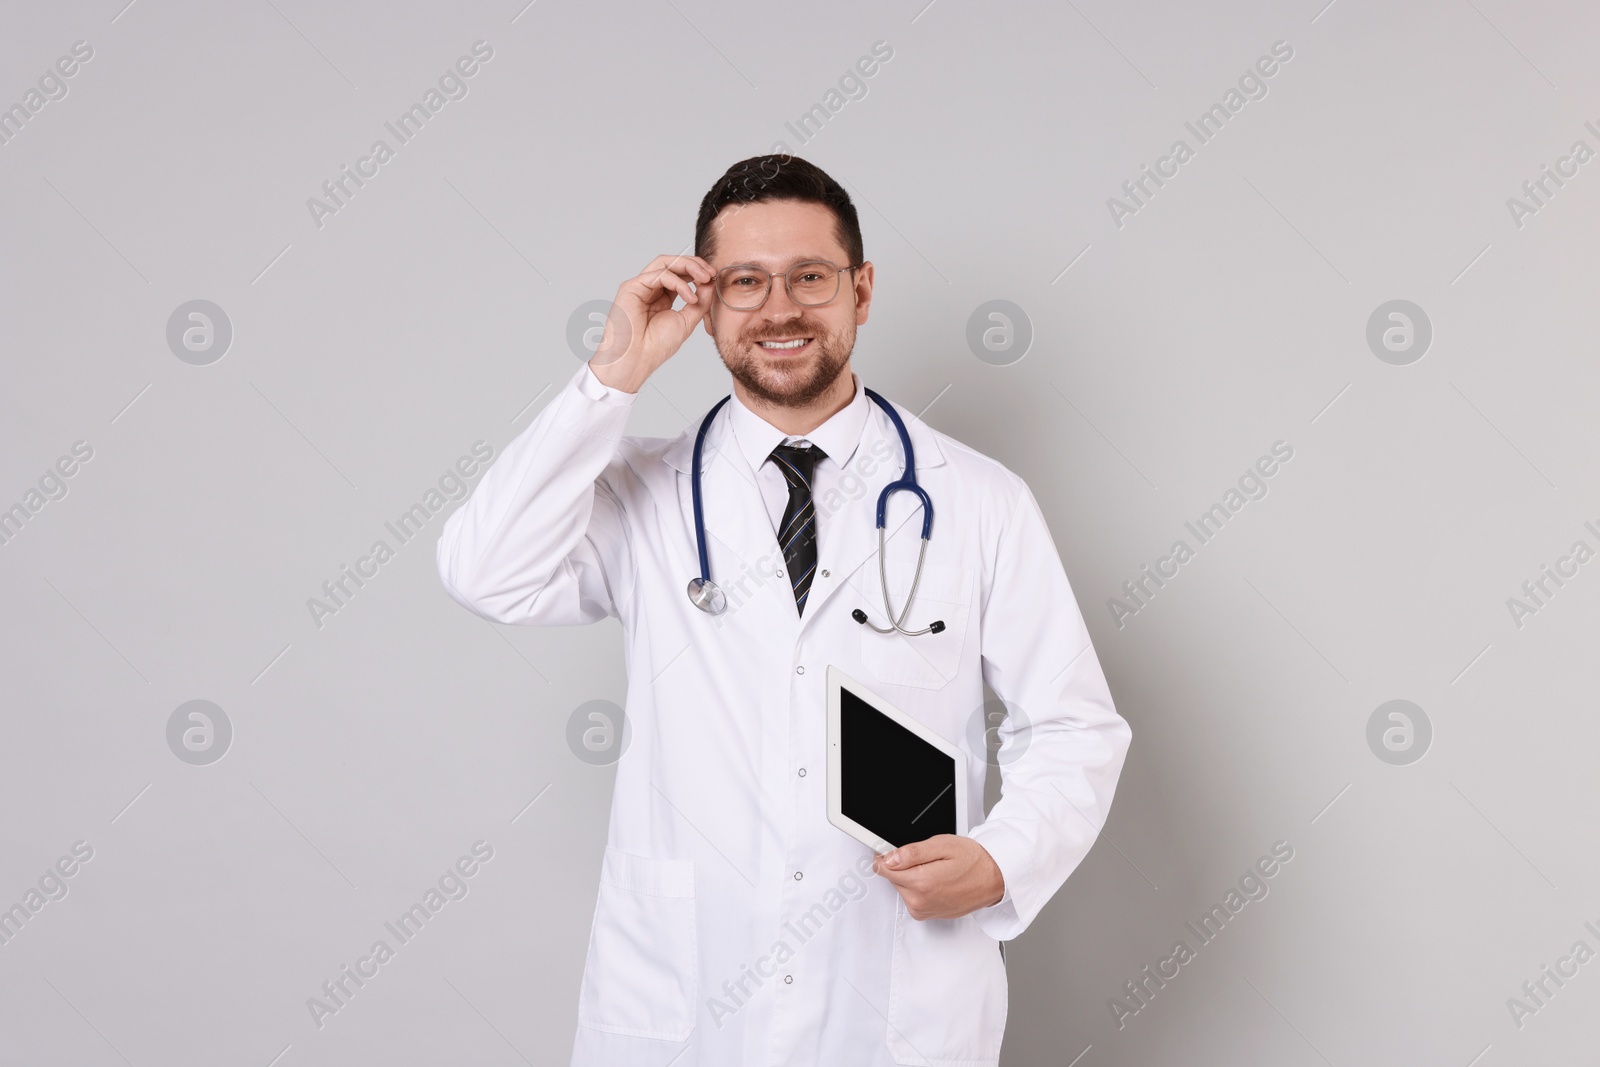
[436,155,1131,1067]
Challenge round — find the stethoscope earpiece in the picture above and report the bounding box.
[853,606,944,634]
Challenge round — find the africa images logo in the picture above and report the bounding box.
[1108,841,1295,1029]
[1106,442,1294,628]
[1105,40,1295,229]
[305,41,495,229]
[306,441,495,629]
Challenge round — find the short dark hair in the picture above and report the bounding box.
[694,155,863,268]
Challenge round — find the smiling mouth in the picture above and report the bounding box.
[756,338,813,352]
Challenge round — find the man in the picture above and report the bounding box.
[436,155,1130,1067]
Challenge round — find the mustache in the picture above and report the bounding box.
[744,320,823,343]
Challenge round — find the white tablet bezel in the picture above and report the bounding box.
[826,664,969,854]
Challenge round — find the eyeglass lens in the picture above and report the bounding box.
[717,261,843,309]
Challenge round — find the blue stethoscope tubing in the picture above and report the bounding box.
[685,388,944,636]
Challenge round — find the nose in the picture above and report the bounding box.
[761,274,804,318]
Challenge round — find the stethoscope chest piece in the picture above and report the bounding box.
[687,577,726,615]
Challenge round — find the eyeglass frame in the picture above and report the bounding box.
[709,258,863,311]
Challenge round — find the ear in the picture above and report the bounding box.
[853,261,875,326]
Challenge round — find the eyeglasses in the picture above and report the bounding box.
[713,259,862,310]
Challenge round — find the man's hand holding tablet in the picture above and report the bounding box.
[827,666,1006,921]
[874,836,1005,921]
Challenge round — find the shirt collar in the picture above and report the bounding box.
[726,370,868,475]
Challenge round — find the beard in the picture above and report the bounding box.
[714,313,854,407]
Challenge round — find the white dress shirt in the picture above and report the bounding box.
[579,363,871,545]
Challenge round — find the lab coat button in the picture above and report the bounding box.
[821,569,830,578]
[797,767,806,777]
[796,666,805,675]
[784,975,794,984]
[793,871,803,880]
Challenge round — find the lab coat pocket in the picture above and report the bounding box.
[885,900,1009,1066]
[576,847,698,1041]
[858,561,971,690]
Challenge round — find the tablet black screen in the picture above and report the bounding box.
[840,687,958,847]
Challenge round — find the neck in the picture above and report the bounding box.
[734,366,857,436]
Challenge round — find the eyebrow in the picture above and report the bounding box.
[719,255,836,269]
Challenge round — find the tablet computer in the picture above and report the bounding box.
[826,665,969,854]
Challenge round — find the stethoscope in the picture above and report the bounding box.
[685,388,945,636]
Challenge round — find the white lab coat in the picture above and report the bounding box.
[436,362,1131,1067]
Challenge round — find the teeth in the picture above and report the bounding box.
[759,339,810,349]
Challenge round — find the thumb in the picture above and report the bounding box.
[674,288,712,336]
[884,841,923,869]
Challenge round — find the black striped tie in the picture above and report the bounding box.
[770,442,827,616]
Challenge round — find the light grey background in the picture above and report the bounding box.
[2,0,1597,1063]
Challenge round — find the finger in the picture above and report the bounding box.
[657,263,710,300]
[664,254,715,282]
[629,268,695,306]
[884,839,936,870]
[673,293,711,334]
[639,254,715,284]
[676,255,716,283]
[649,262,708,294]
[616,271,686,311]
[643,267,695,300]
[639,253,712,275]
[673,279,707,317]
[873,862,922,890]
